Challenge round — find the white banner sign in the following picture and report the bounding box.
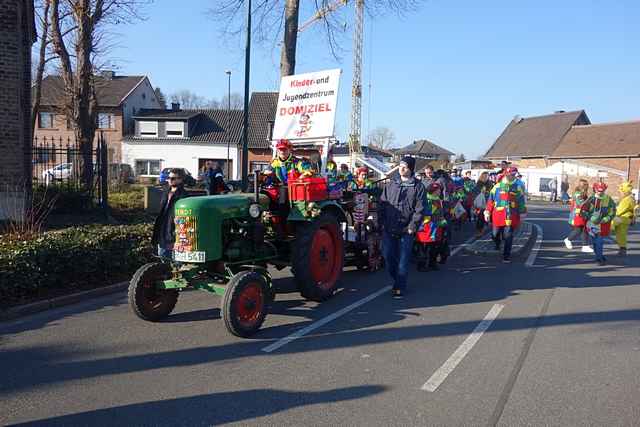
[272,68,341,141]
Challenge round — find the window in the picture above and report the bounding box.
[139,121,158,138]
[39,112,54,129]
[135,159,161,176]
[250,161,270,172]
[97,113,115,129]
[165,121,184,138]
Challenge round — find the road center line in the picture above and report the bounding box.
[421,303,505,392]
[525,223,543,268]
[262,233,479,353]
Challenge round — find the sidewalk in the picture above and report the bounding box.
[464,222,534,257]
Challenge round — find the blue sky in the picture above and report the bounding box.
[111,0,640,159]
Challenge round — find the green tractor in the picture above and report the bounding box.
[129,141,383,337]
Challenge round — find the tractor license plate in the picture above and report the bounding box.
[173,251,206,263]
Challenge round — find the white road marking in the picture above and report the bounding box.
[262,233,480,353]
[261,285,392,353]
[421,303,505,392]
[450,234,480,257]
[525,223,543,268]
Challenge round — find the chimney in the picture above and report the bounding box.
[100,70,115,80]
[267,120,275,140]
[171,102,180,111]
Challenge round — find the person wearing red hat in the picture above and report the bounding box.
[264,139,301,184]
[484,166,527,262]
[350,166,373,190]
[584,181,616,265]
[416,182,449,271]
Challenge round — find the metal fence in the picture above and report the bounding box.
[29,133,109,209]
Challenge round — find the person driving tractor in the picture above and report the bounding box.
[264,139,301,184]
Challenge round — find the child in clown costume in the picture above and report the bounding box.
[484,167,527,262]
[612,181,635,255]
[563,179,593,253]
[350,166,373,191]
[416,182,449,271]
[584,182,616,265]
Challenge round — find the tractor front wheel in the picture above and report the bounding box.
[293,213,344,301]
[128,262,178,321]
[222,272,269,337]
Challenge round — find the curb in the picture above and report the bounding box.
[0,281,129,322]
[463,222,535,257]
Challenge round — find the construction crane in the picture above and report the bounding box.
[298,0,365,168]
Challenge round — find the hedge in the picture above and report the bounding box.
[0,224,154,308]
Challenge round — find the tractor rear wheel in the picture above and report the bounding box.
[293,213,344,301]
[128,262,178,321]
[222,272,269,337]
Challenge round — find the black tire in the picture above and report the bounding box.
[292,212,344,301]
[128,262,178,321]
[222,271,269,337]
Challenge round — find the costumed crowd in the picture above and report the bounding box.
[152,139,637,300]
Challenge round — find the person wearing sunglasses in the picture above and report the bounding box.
[152,168,190,258]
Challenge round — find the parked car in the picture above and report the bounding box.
[42,163,73,184]
[159,168,196,187]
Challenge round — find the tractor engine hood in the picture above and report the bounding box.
[173,193,269,262]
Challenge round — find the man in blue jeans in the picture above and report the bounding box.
[379,157,425,298]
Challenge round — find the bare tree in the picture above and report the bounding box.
[47,0,149,189]
[456,153,466,163]
[209,0,419,78]
[367,126,395,149]
[221,92,244,109]
[170,90,216,109]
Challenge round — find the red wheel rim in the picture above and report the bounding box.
[309,224,342,289]
[235,282,265,327]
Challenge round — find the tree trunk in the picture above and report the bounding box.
[280,0,300,77]
[31,0,51,134]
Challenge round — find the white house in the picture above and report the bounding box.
[122,107,243,180]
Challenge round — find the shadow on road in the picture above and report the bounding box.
[2,205,639,396]
[12,385,387,426]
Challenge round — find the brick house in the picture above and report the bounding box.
[0,0,36,220]
[245,92,278,172]
[483,110,640,195]
[34,72,161,163]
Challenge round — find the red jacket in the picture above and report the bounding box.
[486,182,527,228]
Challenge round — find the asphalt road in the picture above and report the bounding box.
[2,204,639,426]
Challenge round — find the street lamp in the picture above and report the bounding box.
[225,70,232,180]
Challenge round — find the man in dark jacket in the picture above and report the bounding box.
[379,157,425,297]
[203,161,225,195]
[152,168,189,258]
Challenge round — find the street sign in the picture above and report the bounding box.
[272,68,341,141]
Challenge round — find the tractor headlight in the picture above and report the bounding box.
[249,203,261,219]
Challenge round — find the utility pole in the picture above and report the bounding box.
[225,70,232,179]
[241,0,252,190]
[348,0,364,169]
